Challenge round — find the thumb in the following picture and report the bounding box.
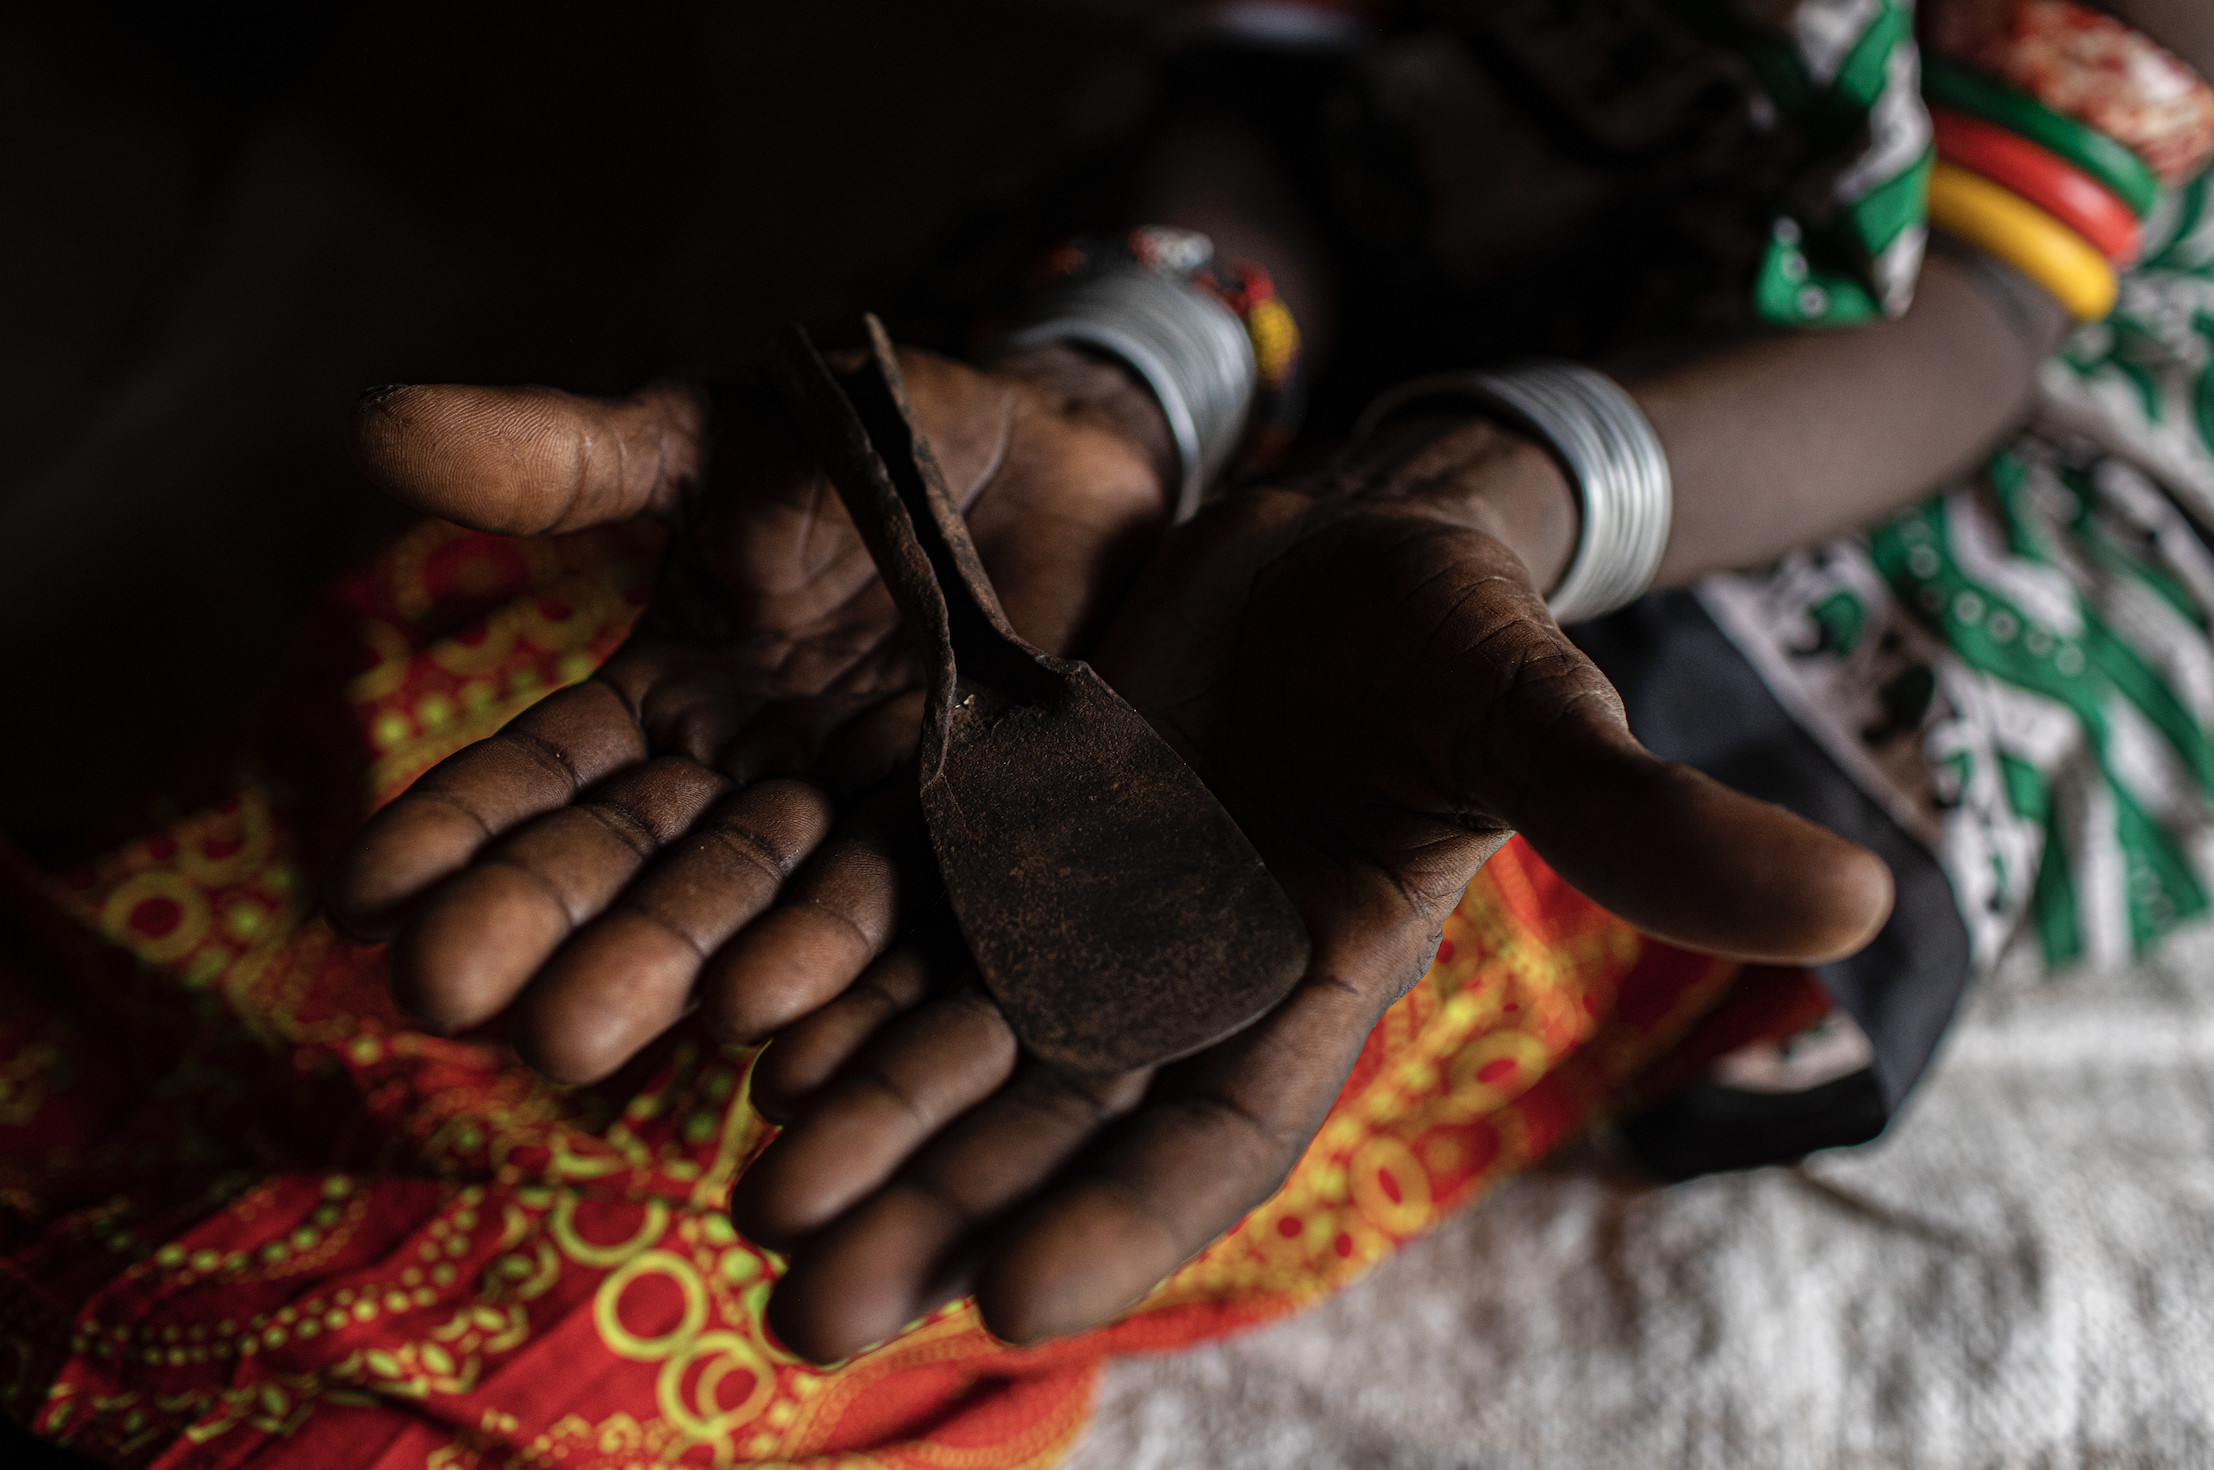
[1506,716,1894,965]
[349,380,707,535]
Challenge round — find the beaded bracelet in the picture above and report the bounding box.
[1930,0,2214,186]
[1931,107,2142,265]
[1927,160,2118,321]
[1924,58,2163,218]
[1002,228,1305,505]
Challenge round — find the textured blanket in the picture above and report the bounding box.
[1069,927,2214,1468]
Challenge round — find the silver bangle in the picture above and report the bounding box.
[1354,364,1672,624]
[993,267,1256,522]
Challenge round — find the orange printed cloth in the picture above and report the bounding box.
[0,521,1747,1470]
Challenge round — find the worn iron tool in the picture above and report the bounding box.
[769,316,1309,1075]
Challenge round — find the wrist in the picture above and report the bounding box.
[1359,414,1580,595]
[990,342,1180,509]
[1354,365,1672,622]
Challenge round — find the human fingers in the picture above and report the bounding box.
[748,944,934,1123]
[693,789,928,1046]
[718,692,890,788]
[809,689,926,802]
[741,853,1420,1359]
[733,986,1018,1245]
[968,904,1406,1346]
[509,778,837,1083]
[758,1061,1153,1364]
[620,639,916,796]
[349,379,707,534]
[384,756,727,1033]
[1390,531,1893,963]
[330,679,648,940]
[1506,729,1894,965]
[616,647,772,768]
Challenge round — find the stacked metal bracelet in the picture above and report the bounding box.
[993,268,1257,523]
[1355,364,1673,624]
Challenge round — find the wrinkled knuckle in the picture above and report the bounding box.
[846,1067,936,1132]
[498,728,589,793]
[705,822,800,887]
[794,897,884,956]
[579,798,660,859]
[478,853,580,923]
[614,903,712,962]
[1307,970,1371,1011]
[408,786,498,843]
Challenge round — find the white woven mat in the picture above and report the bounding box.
[1067,926,2214,1469]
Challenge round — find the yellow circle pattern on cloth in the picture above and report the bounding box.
[0,519,1749,1470]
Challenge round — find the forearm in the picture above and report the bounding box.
[1631,244,2070,585]
[1088,58,2099,601]
[980,114,1330,524]
[1358,243,2069,602]
[1605,0,2208,588]
[1126,114,1337,369]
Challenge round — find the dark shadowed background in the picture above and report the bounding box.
[0,0,1154,856]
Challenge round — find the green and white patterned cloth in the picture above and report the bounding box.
[1444,0,2214,972]
[1220,0,2214,977]
[1664,0,1934,326]
[1464,0,1935,327]
[1705,171,2214,971]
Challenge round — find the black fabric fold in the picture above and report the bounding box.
[1574,590,1973,1169]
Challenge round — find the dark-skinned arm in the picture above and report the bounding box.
[732,18,2214,1360]
[1387,0,2214,581]
[1129,113,2076,595]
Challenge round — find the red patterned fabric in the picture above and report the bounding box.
[1,521,1744,1469]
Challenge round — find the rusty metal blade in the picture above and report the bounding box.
[771,317,1309,1075]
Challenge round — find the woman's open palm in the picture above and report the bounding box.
[731,444,1895,1361]
[328,348,1170,1082]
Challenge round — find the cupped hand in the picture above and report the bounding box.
[731,416,1895,1361]
[327,345,1174,1082]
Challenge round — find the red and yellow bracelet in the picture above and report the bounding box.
[1931,0,2214,186]
[1931,106,2142,265]
[1927,159,2118,321]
